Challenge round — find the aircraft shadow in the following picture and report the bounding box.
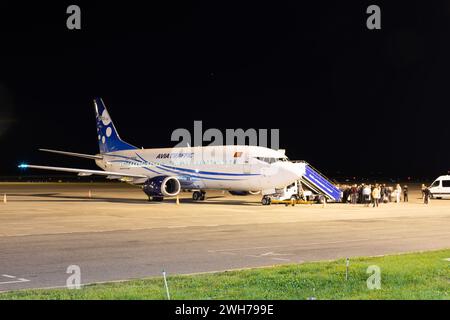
[5,193,260,206]
[6,193,149,205]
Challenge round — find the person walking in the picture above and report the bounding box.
[372,185,381,207]
[395,184,402,203]
[421,184,426,200]
[403,185,409,202]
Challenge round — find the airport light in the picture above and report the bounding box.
[18,163,28,169]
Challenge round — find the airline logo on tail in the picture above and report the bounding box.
[97,108,113,144]
[93,98,137,153]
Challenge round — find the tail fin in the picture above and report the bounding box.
[94,98,137,154]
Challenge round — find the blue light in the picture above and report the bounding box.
[18,163,28,169]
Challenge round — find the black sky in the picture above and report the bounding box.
[1,1,450,179]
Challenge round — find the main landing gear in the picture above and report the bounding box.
[192,191,206,201]
[148,196,164,202]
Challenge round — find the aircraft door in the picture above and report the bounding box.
[243,155,251,174]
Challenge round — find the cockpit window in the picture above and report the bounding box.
[256,157,288,164]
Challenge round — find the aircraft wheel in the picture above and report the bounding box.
[152,196,164,202]
[193,191,202,201]
[261,197,271,206]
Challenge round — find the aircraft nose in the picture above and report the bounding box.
[276,162,306,179]
[288,162,306,178]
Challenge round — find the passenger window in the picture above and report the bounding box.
[442,180,450,188]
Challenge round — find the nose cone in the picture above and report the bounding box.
[287,162,306,178]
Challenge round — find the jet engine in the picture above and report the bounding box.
[143,176,181,200]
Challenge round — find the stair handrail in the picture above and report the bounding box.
[291,160,339,188]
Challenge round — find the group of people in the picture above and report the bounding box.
[340,184,409,207]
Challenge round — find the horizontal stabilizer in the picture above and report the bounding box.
[39,149,103,160]
[18,164,147,179]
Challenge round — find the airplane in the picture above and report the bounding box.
[18,98,305,202]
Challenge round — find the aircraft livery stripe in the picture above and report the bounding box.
[134,153,260,177]
[106,153,250,180]
[108,159,162,174]
[158,164,260,177]
[154,165,243,181]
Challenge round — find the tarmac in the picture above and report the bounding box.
[0,182,449,292]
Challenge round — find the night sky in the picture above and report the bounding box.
[1,1,450,180]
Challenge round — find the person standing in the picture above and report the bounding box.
[358,185,364,204]
[380,184,386,203]
[372,185,381,207]
[342,186,350,203]
[424,187,431,204]
[421,184,426,200]
[350,184,358,204]
[403,185,409,202]
[387,186,393,202]
[363,184,371,207]
[395,184,402,203]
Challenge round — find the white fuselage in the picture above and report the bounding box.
[95,145,305,192]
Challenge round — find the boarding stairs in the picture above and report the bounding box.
[294,161,342,202]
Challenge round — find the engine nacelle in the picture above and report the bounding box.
[143,176,181,198]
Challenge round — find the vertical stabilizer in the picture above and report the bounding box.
[94,98,137,154]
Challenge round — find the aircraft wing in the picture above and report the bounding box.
[39,149,103,160]
[18,164,148,179]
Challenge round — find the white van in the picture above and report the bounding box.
[429,175,450,199]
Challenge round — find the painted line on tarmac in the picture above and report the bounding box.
[271,258,291,262]
[208,238,372,253]
[0,274,30,285]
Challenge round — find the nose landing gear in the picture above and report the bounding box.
[261,196,271,206]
